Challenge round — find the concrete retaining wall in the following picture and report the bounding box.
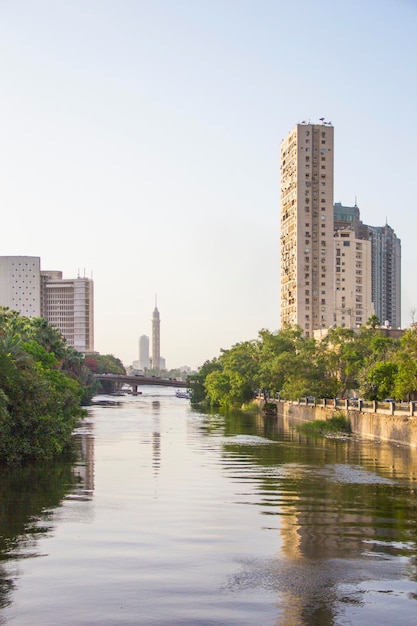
[271,401,417,449]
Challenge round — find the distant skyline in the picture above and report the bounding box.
[1,1,416,368]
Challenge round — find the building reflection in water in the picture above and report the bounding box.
[151,400,161,476]
[219,412,417,626]
[71,416,95,500]
[152,417,161,476]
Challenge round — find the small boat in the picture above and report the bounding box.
[176,389,190,399]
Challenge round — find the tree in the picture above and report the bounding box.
[188,358,223,404]
[359,361,398,400]
[0,311,89,465]
[393,325,417,400]
[366,314,381,329]
[204,370,232,407]
[321,327,363,396]
[257,327,300,395]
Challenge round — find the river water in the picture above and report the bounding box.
[1,387,417,625]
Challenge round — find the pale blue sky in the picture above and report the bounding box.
[1,0,416,368]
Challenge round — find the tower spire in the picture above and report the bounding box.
[152,295,161,371]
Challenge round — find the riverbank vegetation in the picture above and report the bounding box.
[0,308,98,465]
[296,413,352,437]
[188,320,417,409]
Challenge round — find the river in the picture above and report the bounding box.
[1,387,417,625]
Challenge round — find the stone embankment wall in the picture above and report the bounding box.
[267,400,417,449]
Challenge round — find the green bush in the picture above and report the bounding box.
[297,412,352,437]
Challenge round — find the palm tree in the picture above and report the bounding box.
[29,318,67,360]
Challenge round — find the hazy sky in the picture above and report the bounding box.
[1,0,416,369]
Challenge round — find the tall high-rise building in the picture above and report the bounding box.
[139,334,150,370]
[334,203,401,328]
[280,123,402,334]
[363,224,401,327]
[280,122,335,334]
[151,297,160,370]
[0,256,94,352]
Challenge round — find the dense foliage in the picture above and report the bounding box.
[188,320,417,408]
[0,308,98,465]
[85,353,125,375]
[84,353,126,394]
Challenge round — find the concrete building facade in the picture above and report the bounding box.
[280,122,335,334]
[0,256,41,317]
[41,271,94,352]
[366,224,401,328]
[280,123,401,335]
[0,256,94,352]
[334,230,374,328]
[333,203,401,328]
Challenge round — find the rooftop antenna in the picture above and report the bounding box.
[77,268,80,278]
[155,293,158,309]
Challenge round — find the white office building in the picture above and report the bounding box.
[0,256,94,352]
[41,271,94,352]
[0,256,41,317]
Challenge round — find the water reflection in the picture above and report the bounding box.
[152,416,161,475]
[0,416,95,615]
[2,395,417,625]
[72,416,95,496]
[0,463,76,610]
[194,410,417,625]
[189,413,417,626]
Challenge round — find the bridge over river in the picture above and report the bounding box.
[94,374,188,394]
